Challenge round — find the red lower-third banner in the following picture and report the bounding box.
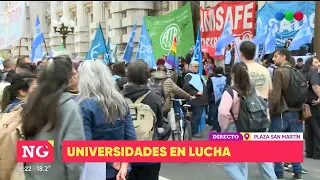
[60,141,303,163]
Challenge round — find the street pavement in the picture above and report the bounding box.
[159,126,320,180]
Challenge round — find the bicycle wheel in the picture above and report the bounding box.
[183,120,192,140]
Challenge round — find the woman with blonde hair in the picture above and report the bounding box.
[78,59,136,180]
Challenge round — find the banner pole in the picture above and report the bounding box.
[18,38,22,56]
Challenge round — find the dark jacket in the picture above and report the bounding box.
[269,62,303,117]
[116,77,128,91]
[185,53,193,64]
[122,83,164,127]
[79,97,136,178]
[183,73,209,107]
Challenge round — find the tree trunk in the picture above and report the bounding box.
[314,2,320,58]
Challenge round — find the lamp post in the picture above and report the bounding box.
[52,16,76,49]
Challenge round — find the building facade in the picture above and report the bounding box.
[0,1,267,60]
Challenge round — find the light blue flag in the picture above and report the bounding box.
[288,18,312,51]
[30,15,44,63]
[265,22,277,54]
[136,19,156,68]
[251,26,267,46]
[123,19,138,63]
[192,24,203,75]
[215,22,234,54]
[86,24,108,60]
[103,40,112,64]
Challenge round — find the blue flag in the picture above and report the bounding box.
[30,15,44,63]
[136,19,156,68]
[86,24,108,60]
[215,22,234,54]
[104,40,112,64]
[251,26,267,46]
[288,19,312,51]
[192,25,203,75]
[265,22,276,54]
[123,18,138,63]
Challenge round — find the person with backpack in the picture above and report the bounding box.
[183,61,209,138]
[207,67,226,132]
[123,60,170,180]
[0,73,37,113]
[151,66,192,131]
[153,65,192,113]
[78,60,136,180]
[21,54,85,180]
[218,62,277,180]
[301,57,320,160]
[269,48,306,180]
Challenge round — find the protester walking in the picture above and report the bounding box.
[123,60,167,180]
[269,48,305,180]
[78,60,136,180]
[219,62,277,180]
[207,67,225,132]
[183,61,208,138]
[240,41,273,101]
[22,54,85,180]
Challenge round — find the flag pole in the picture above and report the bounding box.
[42,36,49,56]
[18,38,22,56]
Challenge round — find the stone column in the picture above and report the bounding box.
[91,1,106,41]
[49,1,61,50]
[75,1,89,60]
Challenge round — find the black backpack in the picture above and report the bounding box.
[281,66,308,107]
[226,87,269,132]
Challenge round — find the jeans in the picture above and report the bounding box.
[208,102,221,132]
[223,123,277,180]
[191,106,203,135]
[269,111,303,176]
[224,163,277,180]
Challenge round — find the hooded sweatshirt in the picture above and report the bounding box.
[25,92,85,180]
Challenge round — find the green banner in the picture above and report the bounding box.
[145,2,194,60]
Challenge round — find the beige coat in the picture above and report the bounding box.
[152,71,191,113]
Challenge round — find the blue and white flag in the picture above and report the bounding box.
[103,39,112,64]
[192,24,203,75]
[288,18,312,51]
[86,24,108,60]
[123,18,138,63]
[30,15,44,63]
[215,22,234,55]
[265,22,277,54]
[136,19,156,68]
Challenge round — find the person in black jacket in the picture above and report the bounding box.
[122,60,167,180]
[183,61,208,138]
[185,47,194,65]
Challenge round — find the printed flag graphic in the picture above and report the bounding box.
[86,24,108,60]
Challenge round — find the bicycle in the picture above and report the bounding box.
[171,98,192,141]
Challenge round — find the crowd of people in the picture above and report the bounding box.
[0,39,319,180]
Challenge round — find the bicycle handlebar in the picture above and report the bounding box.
[171,98,187,102]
